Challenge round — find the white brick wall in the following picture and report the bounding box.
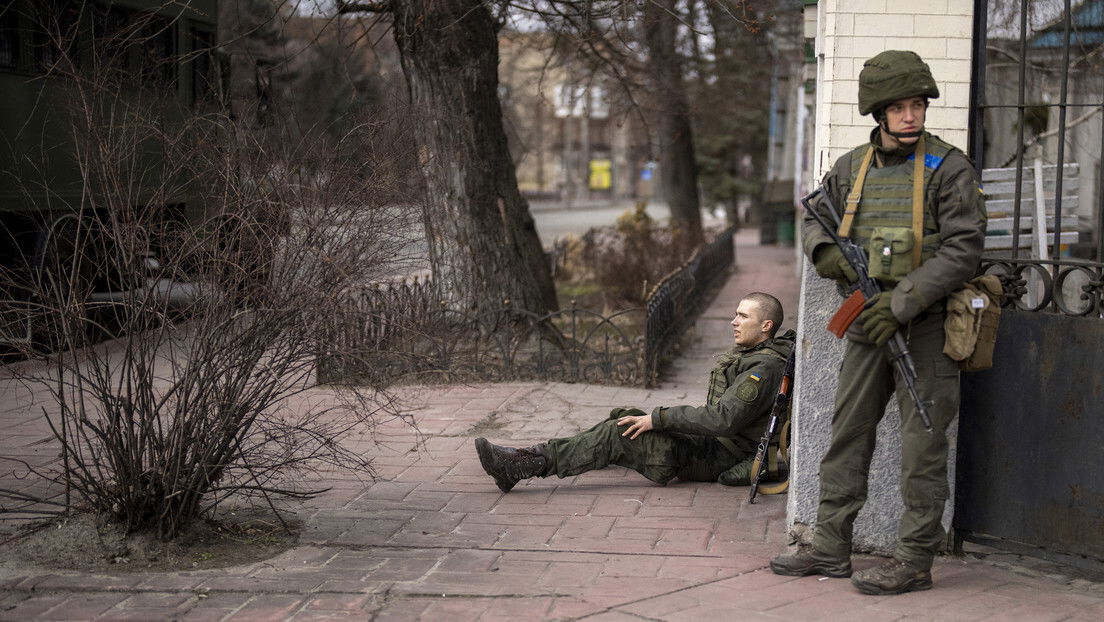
[812,0,974,181]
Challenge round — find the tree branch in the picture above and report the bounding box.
[336,0,393,14]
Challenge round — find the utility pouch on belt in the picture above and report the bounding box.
[866,228,941,284]
[943,274,1002,371]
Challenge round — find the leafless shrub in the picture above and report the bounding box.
[0,8,423,539]
[558,204,693,307]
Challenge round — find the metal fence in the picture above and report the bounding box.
[970,0,1104,277]
[317,281,647,386]
[643,226,736,384]
[318,226,736,388]
[958,0,1104,570]
[979,257,1104,316]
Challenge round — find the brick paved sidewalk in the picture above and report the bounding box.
[1,230,1102,621]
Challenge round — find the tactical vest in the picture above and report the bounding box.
[706,349,740,407]
[844,133,956,285]
[705,346,787,408]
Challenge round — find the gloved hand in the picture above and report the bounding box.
[812,245,858,283]
[858,292,899,347]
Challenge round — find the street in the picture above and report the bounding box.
[529,199,673,243]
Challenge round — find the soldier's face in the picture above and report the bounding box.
[731,299,768,348]
[881,96,927,147]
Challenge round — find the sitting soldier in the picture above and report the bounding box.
[475,292,794,492]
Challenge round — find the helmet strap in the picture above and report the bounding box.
[877,116,924,140]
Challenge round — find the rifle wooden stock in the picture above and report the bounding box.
[827,290,867,338]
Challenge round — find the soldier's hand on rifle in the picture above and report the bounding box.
[616,413,654,440]
[858,292,899,347]
[812,245,858,283]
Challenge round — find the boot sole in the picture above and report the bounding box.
[474,438,516,493]
[852,576,932,595]
[769,560,852,578]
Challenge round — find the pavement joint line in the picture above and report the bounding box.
[395,591,575,599]
[0,583,578,599]
[574,565,776,620]
[299,542,742,559]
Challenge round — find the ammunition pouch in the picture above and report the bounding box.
[943,274,1002,371]
[866,227,940,285]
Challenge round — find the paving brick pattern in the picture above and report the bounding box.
[1,230,1101,620]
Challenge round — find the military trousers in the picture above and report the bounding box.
[544,410,745,484]
[811,326,960,569]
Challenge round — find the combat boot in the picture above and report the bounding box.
[718,456,789,487]
[474,438,549,493]
[717,458,754,486]
[851,559,932,595]
[770,545,852,578]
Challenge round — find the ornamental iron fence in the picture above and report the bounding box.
[317,226,736,388]
[959,0,1104,571]
[643,226,736,384]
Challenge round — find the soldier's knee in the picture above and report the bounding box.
[820,477,867,500]
[608,407,646,420]
[643,465,678,485]
[903,482,949,508]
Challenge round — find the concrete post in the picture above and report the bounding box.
[788,0,975,553]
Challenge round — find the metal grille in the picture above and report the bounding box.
[970,0,1104,315]
[959,0,1104,569]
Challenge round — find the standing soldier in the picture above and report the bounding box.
[770,51,986,595]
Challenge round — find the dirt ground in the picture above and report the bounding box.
[0,507,299,573]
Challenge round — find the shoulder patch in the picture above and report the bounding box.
[907,152,945,170]
[735,378,761,403]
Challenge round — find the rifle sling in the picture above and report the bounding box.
[717,437,739,454]
[749,418,790,495]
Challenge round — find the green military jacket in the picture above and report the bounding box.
[803,129,987,339]
[650,329,795,454]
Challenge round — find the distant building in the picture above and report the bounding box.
[497,30,651,203]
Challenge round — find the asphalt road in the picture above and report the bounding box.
[530,200,672,243]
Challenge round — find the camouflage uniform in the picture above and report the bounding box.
[543,330,796,484]
[802,129,986,569]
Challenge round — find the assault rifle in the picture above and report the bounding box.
[800,187,933,432]
[748,348,795,504]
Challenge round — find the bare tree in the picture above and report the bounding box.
[694,0,774,224]
[641,0,703,246]
[338,0,558,315]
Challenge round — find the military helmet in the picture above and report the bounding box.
[858,50,940,116]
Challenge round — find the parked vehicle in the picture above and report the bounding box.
[0,0,219,350]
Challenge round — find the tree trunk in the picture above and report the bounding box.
[703,1,773,229]
[642,0,703,247]
[391,0,557,313]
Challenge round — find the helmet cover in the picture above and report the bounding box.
[858,50,940,116]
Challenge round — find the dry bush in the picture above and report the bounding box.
[558,203,693,307]
[0,11,423,539]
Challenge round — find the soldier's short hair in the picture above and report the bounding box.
[743,292,783,337]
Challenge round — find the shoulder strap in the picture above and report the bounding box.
[911,135,927,268]
[838,146,875,238]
